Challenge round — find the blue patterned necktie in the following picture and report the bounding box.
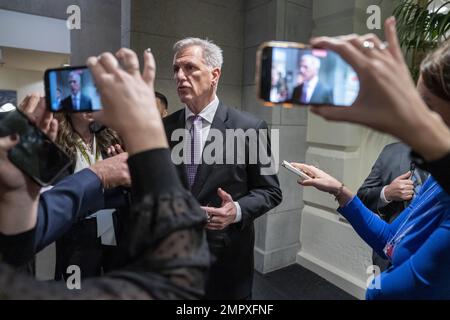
[72,95,79,109]
[186,115,203,188]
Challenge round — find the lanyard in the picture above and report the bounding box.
[76,136,100,166]
[383,182,440,260]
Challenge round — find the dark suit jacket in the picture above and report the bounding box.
[291,81,333,105]
[60,93,92,111]
[357,142,415,223]
[164,102,282,299]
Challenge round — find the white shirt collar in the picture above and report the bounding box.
[185,95,219,125]
[72,92,81,99]
[305,76,319,89]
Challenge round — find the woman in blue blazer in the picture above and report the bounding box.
[291,34,450,299]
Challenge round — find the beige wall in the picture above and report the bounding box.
[0,67,44,104]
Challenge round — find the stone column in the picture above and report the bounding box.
[127,0,244,114]
[296,0,397,299]
[244,0,313,274]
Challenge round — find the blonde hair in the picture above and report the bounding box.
[55,113,122,163]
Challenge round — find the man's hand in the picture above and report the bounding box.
[384,171,414,202]
[201,188,237,230]
[89,153,131,189]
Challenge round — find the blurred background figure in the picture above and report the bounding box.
[155,91,169,118]
[270,67,288,103]
[53,112,128,280]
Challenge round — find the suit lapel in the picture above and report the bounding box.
[168,109,189,188]
[190,103,229,198]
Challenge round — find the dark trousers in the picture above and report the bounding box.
[55,213,128,280]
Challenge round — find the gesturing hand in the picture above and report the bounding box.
[201,188,237,230]
[291,163,341,194]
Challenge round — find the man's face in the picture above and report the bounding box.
[173,46,220,109]
[299,58,317,82]
[69,75,80,94]
[417,76,450,128]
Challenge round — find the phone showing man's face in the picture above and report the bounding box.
[45,66,102,113]
[257,41,360,107]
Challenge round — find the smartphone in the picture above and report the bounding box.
[0,108,72,186]
[256,41,360,107]
[44,66,102,112]
[281,160,311,182]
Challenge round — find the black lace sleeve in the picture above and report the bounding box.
[0,149,209,299]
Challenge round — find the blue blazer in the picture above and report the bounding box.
[35,169,104,252]
[35,169,129,252]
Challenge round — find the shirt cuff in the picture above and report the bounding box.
[380,186,392,205]
[233,201,242,223]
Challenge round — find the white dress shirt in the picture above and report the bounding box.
[303,76,319,103]
[379,185,392,207]
[184,96,242,223]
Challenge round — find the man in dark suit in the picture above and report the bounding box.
[164,38,282,299]
[357,142,428,271]
[60,72,92,111]
[291,54,333,104]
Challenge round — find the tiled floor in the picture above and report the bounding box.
[253,264,356,300]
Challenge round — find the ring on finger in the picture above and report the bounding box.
[378,41,389,50]
[362,40,375,50]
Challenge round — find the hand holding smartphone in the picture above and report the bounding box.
[45,66,102,112]
[281,160,311,182]
[0,108,72,186]
[256,41,360,107]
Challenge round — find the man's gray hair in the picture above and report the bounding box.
[301,54,321,71]
[173,37,223,69]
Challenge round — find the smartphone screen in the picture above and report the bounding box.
[258,43,360,107]
[0,109,72,186]
[45,66,102,112]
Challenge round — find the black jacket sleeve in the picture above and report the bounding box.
[237,120,282,229]
[357,153,385,213]
[0,148,209,300]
